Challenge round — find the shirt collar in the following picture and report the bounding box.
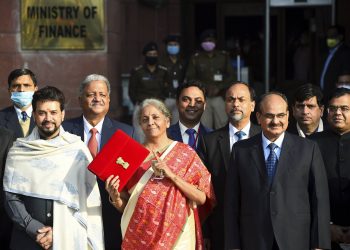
[179,121,200,136]
[262,132,285,150]
[229,122,251,137]
[83,116,105,135]
[296,119,324,137]
[14,105,33,118]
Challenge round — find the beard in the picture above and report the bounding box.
[38,121,60,138]
[229,112,244,122]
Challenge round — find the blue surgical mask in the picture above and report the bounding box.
[167,45,180,55]
[11,91,34,108]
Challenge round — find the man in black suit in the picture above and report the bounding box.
[199,81,260,250]
[288,84,325,137]
[0,127,14,250]
[63,74,134,250]
[225,92,330,250]
[167,81,211,152]
[0,69,38,138]
[311,88,350,249]
[319,25,350,101]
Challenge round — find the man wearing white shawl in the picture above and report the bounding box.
[3,86,104,250]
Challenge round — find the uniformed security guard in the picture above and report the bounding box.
[186,29,235,129]
[129,41,171,142]
[160,34,187,124]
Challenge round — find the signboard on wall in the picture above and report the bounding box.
[270,0,332,7]
[21,0,105,50]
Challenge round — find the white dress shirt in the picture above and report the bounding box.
[229,122,251,151]
[83,116,104,152]
[178,121,200,147]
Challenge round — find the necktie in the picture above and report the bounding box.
[186,128,196,149]
[266,143,278,185]
[88,128,98,158]
[235,130,246,141]
[21,111,28,122]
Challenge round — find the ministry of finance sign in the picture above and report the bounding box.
[21,0,105,50]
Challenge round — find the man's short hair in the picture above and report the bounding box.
[328,24,346,39]
[257,91,289,113]
[227,81,256,101]
[79,74,111,97]
[32,86,65,112]
[176,80,207,100]
[8,68,37,88]
[293,84,323,107]
[328,87,350,103]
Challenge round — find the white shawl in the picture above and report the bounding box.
[3,127,104,250]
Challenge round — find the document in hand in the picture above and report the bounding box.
[88,130,149,191]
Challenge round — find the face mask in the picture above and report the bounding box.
[11,91,34,108]
[145,56,158,65]
[201,41,216,52]
[327,38,339,48]
[167,45,180,55]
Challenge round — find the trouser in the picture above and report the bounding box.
[200,96,228,129]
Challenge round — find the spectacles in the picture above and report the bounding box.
[327,105,350,113]
[261,113,287,120]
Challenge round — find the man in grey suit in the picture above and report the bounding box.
[63,74,134,250]
[199,81,260,250]
[225,92,330,250]
[0,127,14,250]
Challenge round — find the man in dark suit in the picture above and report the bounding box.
[167,81,211,152]
[311,88,350,249]
[319,25,350,101]
[63,74,134,250]
[225,92,330,250]
[0,69,38,138]
[0,127,14,250]
[288,84,326,137]
[199,81,260,250]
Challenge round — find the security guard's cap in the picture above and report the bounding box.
[200,29,217,42]
[143,42,158,55]
[164,34,181,44]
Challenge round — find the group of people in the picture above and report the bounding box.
[0,24,350,250]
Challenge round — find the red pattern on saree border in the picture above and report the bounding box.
[122,143,215,250]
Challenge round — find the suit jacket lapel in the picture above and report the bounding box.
[101,116,115,148]
[173,122,183,143]
[273,133,294,184]
[218,125,231,171]
[250,135,268,181]
[6,108,23,137]
[73,116,84,141]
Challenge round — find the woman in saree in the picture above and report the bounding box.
[105,98,215,249]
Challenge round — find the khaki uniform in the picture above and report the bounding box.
[186,50,235,97]
[129,64,170,105]
[159,56,186,98]
[186,50,235,129]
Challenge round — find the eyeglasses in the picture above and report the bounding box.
[327,105,350,113]
[261,113,287,120]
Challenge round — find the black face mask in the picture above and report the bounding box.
[145,56,158,65]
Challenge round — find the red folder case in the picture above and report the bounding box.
[88,130,149,191]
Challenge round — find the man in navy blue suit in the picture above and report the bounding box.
[0,68,38,138]
[167,81,211,152]
[63,74,134,250]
